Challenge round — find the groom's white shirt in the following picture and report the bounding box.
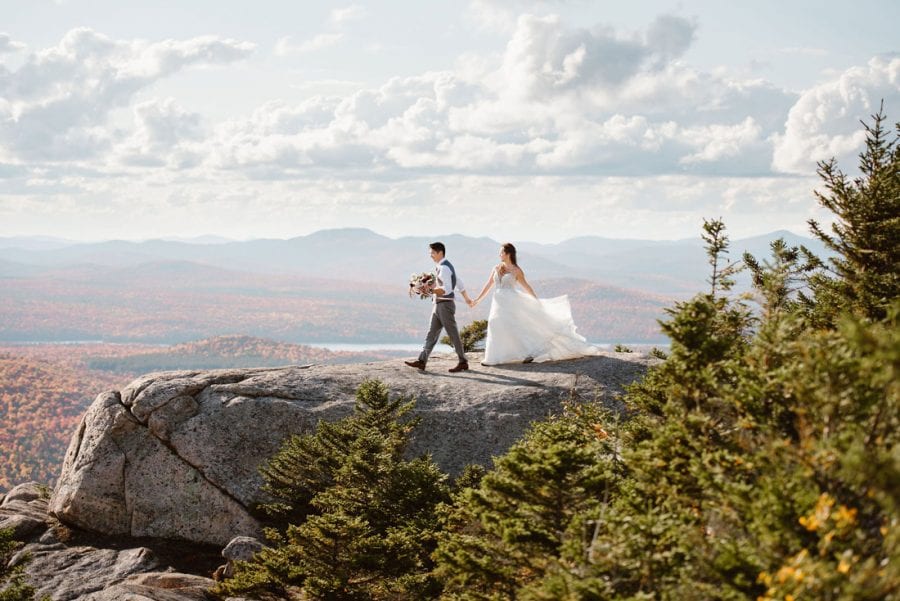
[434,261,466,303]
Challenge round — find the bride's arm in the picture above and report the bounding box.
[515,268,538,299]
[471,268,497,306]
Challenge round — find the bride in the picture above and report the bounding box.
[469,242,601,365]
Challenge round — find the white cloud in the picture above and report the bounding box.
[2,16,793,176]
[0,33,26,54]
[772,55,900,174]
[1,14,893,245]
[115,98,205,168]
[6,15,873,183]
[0,28,254,161]
[203,13,793,178]
[679,117,763,164]
[495,13,696,101]
[0,169,822,243]
[645,14,696,65]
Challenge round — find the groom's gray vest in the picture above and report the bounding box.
[438,259,457,301]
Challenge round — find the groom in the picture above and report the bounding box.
[405,242,473,373]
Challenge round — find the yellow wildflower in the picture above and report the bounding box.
[801,493,835,531]
[833,505,857,529]
[799,514,819,531]
[776,566,795,583]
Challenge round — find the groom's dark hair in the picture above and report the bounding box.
[430,242,446,255]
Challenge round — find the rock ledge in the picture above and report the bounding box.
[49,352,655,546]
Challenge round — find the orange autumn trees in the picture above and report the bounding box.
[0,354,122,490]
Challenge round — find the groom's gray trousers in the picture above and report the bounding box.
[418,300,467,364]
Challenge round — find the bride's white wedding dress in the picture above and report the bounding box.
[482,270,601,365]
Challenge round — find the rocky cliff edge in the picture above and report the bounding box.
[48,351,654,546]
[2,352,656,600]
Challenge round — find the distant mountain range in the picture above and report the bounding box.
[0,228,829,296]
[0,228,832,344]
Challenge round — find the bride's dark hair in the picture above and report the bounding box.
[502,242,518,265]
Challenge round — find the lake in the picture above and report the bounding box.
[5,340,669,353]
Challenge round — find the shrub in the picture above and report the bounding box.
[215,380,450,600]
[442,320,488,352]
[0,528,35,601]
[648,346,668,360]
[434,402,624,599]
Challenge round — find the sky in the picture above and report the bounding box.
[0,0,897,243]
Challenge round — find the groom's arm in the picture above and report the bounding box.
[455,275,474,306]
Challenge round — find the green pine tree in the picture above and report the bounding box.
[721,308,899,600]
[437,168,899,599]
[743,238,818,321]
[702,217,742,296]
[807,104,900,324]
[216,379,449,600]
[547,114,898,599]
[570,225,754,599]
[434,402,623,600]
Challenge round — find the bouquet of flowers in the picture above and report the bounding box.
[409,272,436,299]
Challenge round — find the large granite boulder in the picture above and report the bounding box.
[50,352,654,546]
[1,486,219,601]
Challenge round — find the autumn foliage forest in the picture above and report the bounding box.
[0,352,125,490]
[0,268,668,345]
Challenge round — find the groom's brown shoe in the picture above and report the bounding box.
[448,361,469,373]
[404,360,426,370]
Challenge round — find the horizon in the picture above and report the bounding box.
[1,1,897,243]
[0,225,815,247]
